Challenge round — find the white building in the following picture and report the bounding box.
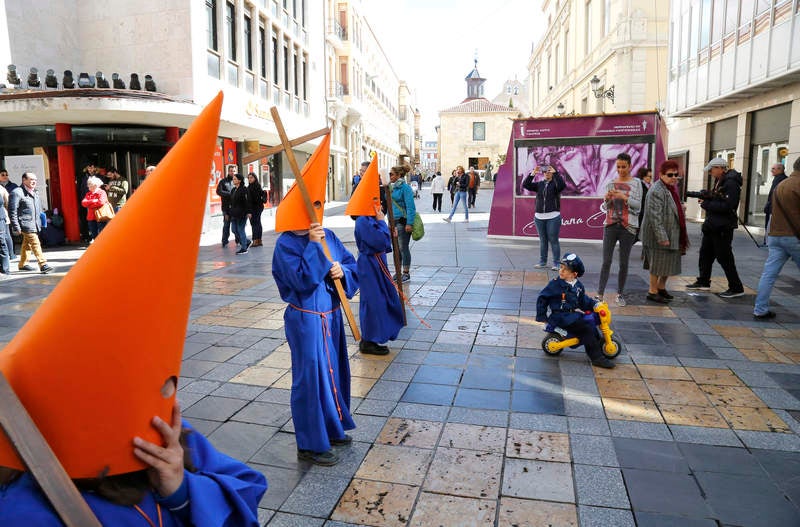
[0,0,324,241]
[324,0,415,199]
[528,0,668,117]
[666,0,800,227]
[420,139,438,175]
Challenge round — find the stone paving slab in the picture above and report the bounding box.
[2,191,800,525]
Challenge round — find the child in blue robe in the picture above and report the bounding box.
[271,223,359,466]
[0,416,266,526]
[354,210,404,355]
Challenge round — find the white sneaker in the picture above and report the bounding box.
[551,265,559,271]
[534,263,547,269]
[615,294,626,307]
[443,217,451,223]
[594,295,604,302]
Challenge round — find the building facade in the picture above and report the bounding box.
[528,0,668,117]
[666,0,800,228]
[438,62,522,178]
[420,140,439,175]
[491,78,531,116]
[0,0,324,241]
[324,0,416,199]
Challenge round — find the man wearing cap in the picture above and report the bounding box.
[752,157,800,320]
[686,157,745,298]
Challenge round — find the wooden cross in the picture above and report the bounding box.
[0,372,102,526]
[269,108,361,341]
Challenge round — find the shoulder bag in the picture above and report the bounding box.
[94,202,115,223]
[392,196,424,241]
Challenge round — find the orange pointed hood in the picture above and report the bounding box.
[0,93,224,478]
[274,133,331,232]
[345,157,381,216]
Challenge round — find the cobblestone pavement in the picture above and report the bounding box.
[2,189,800,526]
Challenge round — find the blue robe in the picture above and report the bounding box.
[354,216,403,343]
[271,229,358,453]
[0,421,266,526]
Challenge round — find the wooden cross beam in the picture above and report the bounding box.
[269,107,361,341]
[241,127,330,165]
[0,372,102,526]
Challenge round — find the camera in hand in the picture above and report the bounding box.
[685,189,714,200]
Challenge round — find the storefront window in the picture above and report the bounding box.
[747,102,791,227]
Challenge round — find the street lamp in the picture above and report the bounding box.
[556,102,565,116]
[590,75,614,104]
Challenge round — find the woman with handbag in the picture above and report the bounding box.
[389,164,416,282]
[245,172,265,247]
[81,176,112,242]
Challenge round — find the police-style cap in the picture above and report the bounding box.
[560,253,585,277]
[704,157,728,171]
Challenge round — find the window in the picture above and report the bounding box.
[293,49,299,96]
[226,2,236,61]
[603,0,610,36]
[472,122,486,141]
[283,41,289,90]
[206,0,218,51]
[244,15,253,70]
[302,55,307,99]
[585,0,593,55]
[564,29,569,72]
[555,44,559,82]
[272,35,278,82]
[700,0,711,48]
[259,25,266,77]
[711,0,724,42]
[724,0,738,34]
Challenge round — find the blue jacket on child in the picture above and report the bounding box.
[536,277,596,327]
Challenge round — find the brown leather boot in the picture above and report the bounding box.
[251,239,262,247]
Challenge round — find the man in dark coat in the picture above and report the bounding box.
[686,157,744,298]
[216,165,239,247]
[9,173,53,274]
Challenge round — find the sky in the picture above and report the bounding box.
[363,0,546,140]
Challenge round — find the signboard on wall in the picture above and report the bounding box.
[4,155,49,210]
[208,142,224,215]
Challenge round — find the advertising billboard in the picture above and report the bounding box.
[489,112,668,240]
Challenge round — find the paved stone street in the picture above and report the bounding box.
[2,188,800,526]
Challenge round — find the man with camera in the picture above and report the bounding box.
[686,157,744,298]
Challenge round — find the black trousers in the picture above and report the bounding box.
[432,193,442,212]
[468,189,477,207]
[698,226,743,291]
[563,318,602,360]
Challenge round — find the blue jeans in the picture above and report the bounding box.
[231,217,250,251]
[395,221,412,268]
[535,215,561,266]
[447,191,468,220]
[754,236,800,315]
[0,225,9,273]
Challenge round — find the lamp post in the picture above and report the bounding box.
[556,102,565,116]
[589,75,614,104]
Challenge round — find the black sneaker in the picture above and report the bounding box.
[359,341,389,355]
[591,357,616,369]
[330,434,353,446]
[718,289,744,299]
[686,280,711,290]
[753,311,776,320]
[235,248,248,255]
[297,449,340,466]
[222,240,228,248]
[246,240,252,250]
[40,264,54,274]
[401,273,410,282]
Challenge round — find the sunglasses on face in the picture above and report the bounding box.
[665,173,680,178]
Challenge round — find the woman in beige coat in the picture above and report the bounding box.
[640,161,689,303]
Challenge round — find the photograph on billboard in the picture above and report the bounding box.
[514,140,651,197]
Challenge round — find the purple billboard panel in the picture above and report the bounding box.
[489,112,667,240]
[514,198,607,241]
[515,143,651,197]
